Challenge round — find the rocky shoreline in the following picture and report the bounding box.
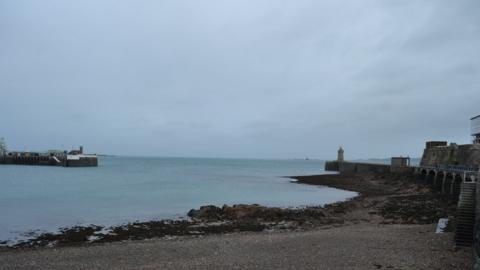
[2,172,458,250]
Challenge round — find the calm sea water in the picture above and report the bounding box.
[0,157,356,243]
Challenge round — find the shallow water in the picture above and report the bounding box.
[0,157,356,242]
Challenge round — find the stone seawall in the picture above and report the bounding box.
[0,156,63,166]
[0,156,98,167]
[325,161,391,175]
[421,143,480,167]
[66,157,98,167]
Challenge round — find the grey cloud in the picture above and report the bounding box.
[0,0,479,159]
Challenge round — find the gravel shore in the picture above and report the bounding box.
[0,223,471,270]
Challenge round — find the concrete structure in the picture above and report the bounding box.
[325,147,412,175]
[325,160,391,175]
[45,150,67,158]
[68,146,84,155]
[472,115,480,144]
[391,157,410,167]
[417,139,480,195]
[0,146,98,167]
[0,155,62,166]
[416,136,480,197]
[420,141,480,168]
[66,154,98,167]
[416,165,478,196]
[0,137,7,156]
[426,141,448,148]
[391,157,411,173]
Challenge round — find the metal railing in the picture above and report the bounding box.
[418,164,480,173]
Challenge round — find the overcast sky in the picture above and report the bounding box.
[1,0,479,159]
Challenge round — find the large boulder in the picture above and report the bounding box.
[187,205,223,221]
[223,204,266,220]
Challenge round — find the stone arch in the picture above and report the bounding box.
[444,173,454,194]
[465,174,477,183]
[452,174,463,199]
[427,170,436,188]
[436,171,445,192]
[419,169,427,181]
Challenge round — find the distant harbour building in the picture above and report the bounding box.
[391,157,411,173]
[472,115,480,144]
[391,157,410,167]
[66,146,97,167]
[0,137,7,156]
[0,144,97,167]
[45,149,67,158]
[68,146,83,155]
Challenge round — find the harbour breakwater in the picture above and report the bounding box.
[325,160,392,174]
[0,155,97,167]
[0,145,98,167]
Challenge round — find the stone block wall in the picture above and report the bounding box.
[420,143,480,167]
[0,156,62,166]
[66,157,98,167]
[325,161,339,171]
[324,161,391,175]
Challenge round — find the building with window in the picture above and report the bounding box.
[472,115,480,144]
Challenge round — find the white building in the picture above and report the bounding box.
[472,115,480,144]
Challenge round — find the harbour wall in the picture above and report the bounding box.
[0,156,98,167]
[66,157,98,167]
[325,161,393,175]
[421,143,480,167]
[0,156,64,166]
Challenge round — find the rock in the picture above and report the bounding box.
[187,205,223,221]
[223,204,267,220]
